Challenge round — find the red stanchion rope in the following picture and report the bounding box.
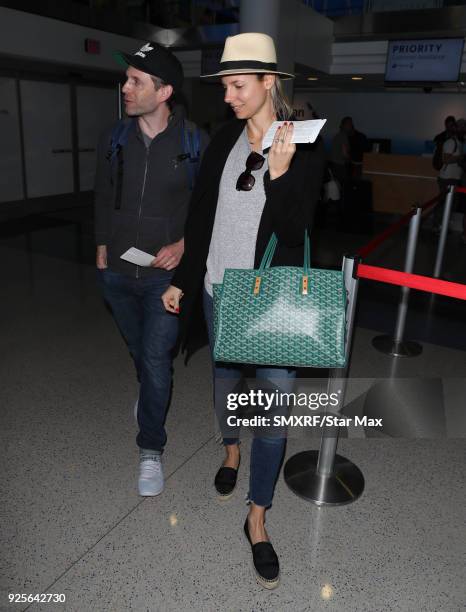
[357,264,466,301]
[356,192,445,259]
[418,192,445,214]
[356,210,414,258]
[455,186,466,194]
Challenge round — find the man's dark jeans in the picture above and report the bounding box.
[98,268,178,452]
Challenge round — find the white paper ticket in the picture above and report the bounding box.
[120,247,154,267]
[262,119,327,149]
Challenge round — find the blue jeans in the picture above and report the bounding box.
[98,269,178,452]
[203,288,295,508]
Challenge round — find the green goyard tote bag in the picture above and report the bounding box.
[212,231,347,368]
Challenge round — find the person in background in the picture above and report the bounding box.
[435,118,464,235]
[306,101,320,119]
[454,119,466,245]
[330,116,352,185]
[434,115,456,149]
[347,118,369,178]
[94,42,208,497]
[162,32,325,589]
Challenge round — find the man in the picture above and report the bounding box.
[94,42,208,496]
[434,115,456,151]
[347,118,369,178]
[435,118,464,234]
[330,116,352,185]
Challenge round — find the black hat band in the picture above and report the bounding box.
[219,60,278,71]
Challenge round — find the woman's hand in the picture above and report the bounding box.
[96,245,108,269]
[268,122,296,180]
[161,285,184,313]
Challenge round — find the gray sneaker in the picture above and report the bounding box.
[138,451,164,496]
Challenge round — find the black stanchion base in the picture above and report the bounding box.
[284,451,365,506]
[372,335,423,357]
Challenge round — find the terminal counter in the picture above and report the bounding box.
[363,153,438,214]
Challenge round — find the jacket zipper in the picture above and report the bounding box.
[135,148,150,278]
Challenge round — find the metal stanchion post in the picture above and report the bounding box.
[372,206,423,357]
[433,185,455,279]
[284,255,365,505]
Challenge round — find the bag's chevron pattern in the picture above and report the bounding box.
[213,266,347,368]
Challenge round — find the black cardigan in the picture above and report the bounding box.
[172,118,325,348]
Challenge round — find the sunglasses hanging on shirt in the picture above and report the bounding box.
[236,151,265,191]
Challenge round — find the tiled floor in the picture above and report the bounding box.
[0,208,465,611]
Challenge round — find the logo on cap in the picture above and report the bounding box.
[135,43,154,58]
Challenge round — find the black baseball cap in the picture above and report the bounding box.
[117,42,184,92]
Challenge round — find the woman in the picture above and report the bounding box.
[162,32,324,588]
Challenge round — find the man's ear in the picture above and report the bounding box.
[159,83,174,103]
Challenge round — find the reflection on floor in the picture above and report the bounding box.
[1,206,465,611]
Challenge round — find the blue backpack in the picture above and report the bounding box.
[106,117,201,209]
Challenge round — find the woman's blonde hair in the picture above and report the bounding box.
[258,74,293,120]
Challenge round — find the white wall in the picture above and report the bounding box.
[295,2,333,73]
[237,0,333,75]
[294,90,466,153]
[0,5,332,79]
[0,6,463,82]
[0,78,24,202]
[0,7,200,207]
[0,7,200,77]
[275,0,333,75]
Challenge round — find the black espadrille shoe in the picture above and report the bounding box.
[243,518,280,589]
[214,463,239,500]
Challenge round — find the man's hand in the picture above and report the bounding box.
[151,238,184,271]
[96,245,108,269]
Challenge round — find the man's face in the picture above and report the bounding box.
[121,66,166,117]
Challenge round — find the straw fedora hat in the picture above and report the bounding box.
[201,32,294,79]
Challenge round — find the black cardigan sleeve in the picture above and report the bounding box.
[263,138,326,246]
[171,146,215,292]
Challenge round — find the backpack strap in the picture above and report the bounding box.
[182,119,201,190]
[106,118,135,209]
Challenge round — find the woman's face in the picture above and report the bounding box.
[221,74,273,119]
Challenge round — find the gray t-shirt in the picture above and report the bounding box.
[439,137,463,180]
[204,127,268,296]
[141,131,153,148]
